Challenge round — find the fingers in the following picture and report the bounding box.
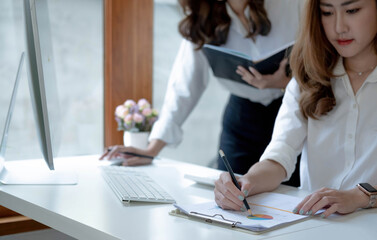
[101,145,154,166]
[248,66,262,80]
[215,190,244,211]
[99,145,119,160]
[236,66,265,89]
[294,188,332,215]
[303,195,336,216]
[99,145,120,160]
[293,187,355,218]
[320,203,339,218]
[235,59,291,89]
[238,178,252,197]
[100,145,146,162]
[99,151,108,160]
[106,145,127,160]
[293,194,312,214]
[214,172,246,211]
[236,65,248,76]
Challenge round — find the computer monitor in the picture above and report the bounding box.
[0,0,77,184]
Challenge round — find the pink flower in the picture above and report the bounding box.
[142,108,153,117]
[124,114,133,124]
[133,113,144,123]
[137,98,150,110]
[115,105,128,119]
[124,99,136,108]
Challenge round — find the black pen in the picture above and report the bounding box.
[107,148,156,159]
[219,149,253,216]
[120,151,155,159]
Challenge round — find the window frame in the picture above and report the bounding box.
[0,0,153,234]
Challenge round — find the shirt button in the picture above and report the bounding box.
[353,104,357,109]
[348,134,353,139]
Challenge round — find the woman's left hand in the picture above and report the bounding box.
[236,58,290,89]
[293,187,370,218]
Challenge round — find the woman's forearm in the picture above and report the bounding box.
[245,159,287,195]
[147,139,166,156]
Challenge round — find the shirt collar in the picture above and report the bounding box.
[334,57,377,84]
[333,58,346,76]
[366,64,377,84]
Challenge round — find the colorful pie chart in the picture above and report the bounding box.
[247,214,273,220]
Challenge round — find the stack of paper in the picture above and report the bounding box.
[173,192,309,233]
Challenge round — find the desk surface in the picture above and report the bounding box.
[0,156,376,240]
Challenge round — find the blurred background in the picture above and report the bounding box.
[0,0,227,167]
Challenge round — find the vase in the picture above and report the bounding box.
[123,131,150,150]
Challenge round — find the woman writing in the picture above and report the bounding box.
[215,0,377,217]
[102,0,303,186]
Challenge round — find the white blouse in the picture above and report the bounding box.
[150,0,304,147]
[260,59,377,191]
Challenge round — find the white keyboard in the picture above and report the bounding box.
[101,166,175,203]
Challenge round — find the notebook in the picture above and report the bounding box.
[202,41,294,87]
[170,192,309,234]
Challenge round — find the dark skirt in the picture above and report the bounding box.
[217,94,300,187]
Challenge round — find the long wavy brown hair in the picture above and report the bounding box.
[178,0,271,49]
[290,0,377,119]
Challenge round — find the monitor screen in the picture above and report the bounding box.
[23,0,55,170]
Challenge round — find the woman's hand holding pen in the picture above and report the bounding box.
[214,172,254,211]
[215,160,287,211]
[236,58,290,89]
[99,139,166,166]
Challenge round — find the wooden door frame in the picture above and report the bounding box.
[104,0,153,147]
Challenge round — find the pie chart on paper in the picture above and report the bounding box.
[247,214,274,220]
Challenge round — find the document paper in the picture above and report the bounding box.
[174,192,309,232]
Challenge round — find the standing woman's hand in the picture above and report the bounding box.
[99,139,166,166]
[99,145,154,166]
[236,58,290,89]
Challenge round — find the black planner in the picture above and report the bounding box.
[202,43,294,87]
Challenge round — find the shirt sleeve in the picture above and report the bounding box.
[259,78,307,181]
[149,39,210,147]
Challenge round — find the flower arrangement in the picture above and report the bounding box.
[115,98,158,132]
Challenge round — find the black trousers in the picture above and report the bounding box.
[217,95,300,187]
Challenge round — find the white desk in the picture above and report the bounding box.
[0,155,376,240]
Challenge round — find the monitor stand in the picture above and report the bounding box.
[0,53,77,185]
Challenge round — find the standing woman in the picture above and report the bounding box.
[103,0,303,185]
